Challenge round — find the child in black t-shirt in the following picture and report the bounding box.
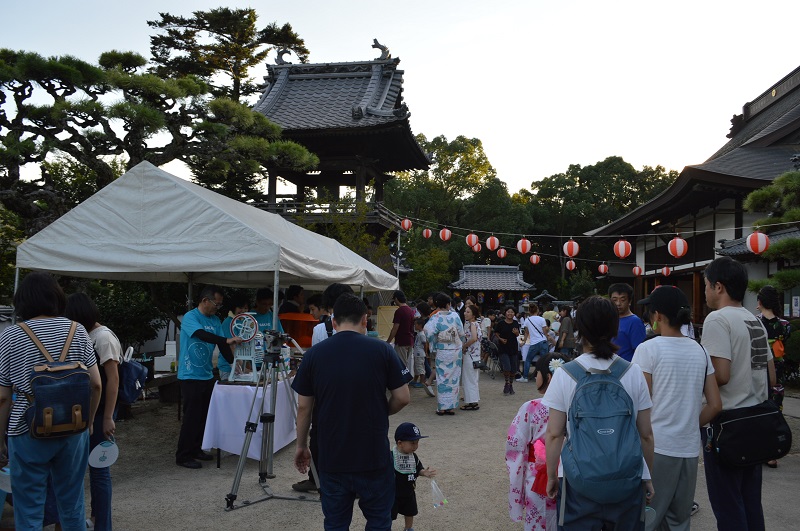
[392,422,437,531]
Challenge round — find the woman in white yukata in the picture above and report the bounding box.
[423,292,465,415]
[506,353,568,531]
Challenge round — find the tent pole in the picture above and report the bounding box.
[12,268,19,324]
[187,274,194,310]
[396,231,401,280]
[272,270,280,331]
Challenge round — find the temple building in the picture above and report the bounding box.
[589,64,800,326]
[252,40,429,232]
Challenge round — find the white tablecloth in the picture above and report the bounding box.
[202,380,297,460]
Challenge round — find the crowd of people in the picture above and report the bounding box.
[0,254,790,530]
[505,256,785,531]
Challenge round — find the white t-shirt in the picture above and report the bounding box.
[701,306,771,409]
[480,317,492,339]
[89,325,122,366]
[542,353,653,478]
[311,316,336,346]
[522,315,548,344]
[632,336,713,458]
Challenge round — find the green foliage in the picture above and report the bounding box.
[568,269,596,299]
[87,281,167,350]
[148,8,309,102]
[0,205,24,303]
[784,320,800,364]
[403,247,452,300]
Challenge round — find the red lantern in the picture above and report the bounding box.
[530,254,541,265]
[466,233,479,247]
[486,235,500,251]
[422,228,432,239]
[439,228,452,241]
[497,248,507,258]
[746,231,770,255]
[632,265,643,276]
[614,239,631,259]
[400,218,412,231]
[668,235,688,258]
[566,260,576,271]
[563,238,579,257]
[598,263,609,275]
[472,243,482,252]
[662,266,671,277]
[516,238,531,254]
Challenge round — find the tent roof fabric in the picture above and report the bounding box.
[16,162,399,291]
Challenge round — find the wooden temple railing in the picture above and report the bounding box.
[253,201,402,231]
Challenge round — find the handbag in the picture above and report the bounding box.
[709,370,792,467]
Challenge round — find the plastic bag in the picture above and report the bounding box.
[431,480,448,508]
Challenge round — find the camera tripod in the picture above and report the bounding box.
[225,332,320,510]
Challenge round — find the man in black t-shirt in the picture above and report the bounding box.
[493,306,520,396]
[292,294,411,529]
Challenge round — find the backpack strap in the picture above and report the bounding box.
[561,360,587,383]
[322,316,334,338]
[18,321,77,363]
[606,356,632,381]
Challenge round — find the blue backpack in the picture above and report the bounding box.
[560,358,643,504]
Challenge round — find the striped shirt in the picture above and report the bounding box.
[0,317,96,436]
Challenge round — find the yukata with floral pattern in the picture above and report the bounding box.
[506,399,556,531]
[423,309,465,412]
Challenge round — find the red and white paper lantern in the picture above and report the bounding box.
[439,228,452,241]
[563,239,579,257]
[465,233,479,247]
[598,263,609,275]
[632,265,643,276]
[422,228,432,239]
[497,248,507,258]
[746,231,770,255]
[486,235,500,251]
[668,236,688,258]
[530,254,541,265]
[662,266,671,277]
[516,238,532,254]
[614,239,632,259]
[400,218,412,231]
[472,243,482,253]
[566,260,577,271]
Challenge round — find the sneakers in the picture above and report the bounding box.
[691,501,699,516]
[424,385,435,397]
[177,459,202,469]
[515,377,528,383]
[195,450,214,461]
[503,383,511,395]
[509,385,515,395]
[292,479,319,493]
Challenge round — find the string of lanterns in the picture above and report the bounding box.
[398,216,773,276]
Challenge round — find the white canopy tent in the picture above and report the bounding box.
[16,161,399,293]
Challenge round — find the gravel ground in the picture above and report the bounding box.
[2,372,799,530]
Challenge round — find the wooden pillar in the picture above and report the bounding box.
[355,165,367,203]
[268,170,277,206]
[374,174,385,202]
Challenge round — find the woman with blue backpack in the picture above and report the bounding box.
[0,273,102,530]
[542,295,655,530]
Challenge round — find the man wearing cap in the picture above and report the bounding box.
[392,422,437,531]
[293,294,411,529]
[700,257,775,529]
[387,290,417,382]
[608,283,647,361]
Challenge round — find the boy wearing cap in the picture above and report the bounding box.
[392,422,437,531]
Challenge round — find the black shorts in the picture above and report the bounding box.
[499,351,519,372]
[392,493,418,519]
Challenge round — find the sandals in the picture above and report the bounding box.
[460,403,480,411]
[436,410,456,416]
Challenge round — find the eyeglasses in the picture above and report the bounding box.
[205,298,223,308]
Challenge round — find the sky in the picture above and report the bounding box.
[4,0,800,194]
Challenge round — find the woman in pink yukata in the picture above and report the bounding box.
[506,353,568,531]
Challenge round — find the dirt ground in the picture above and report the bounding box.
[3,371,800,530]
